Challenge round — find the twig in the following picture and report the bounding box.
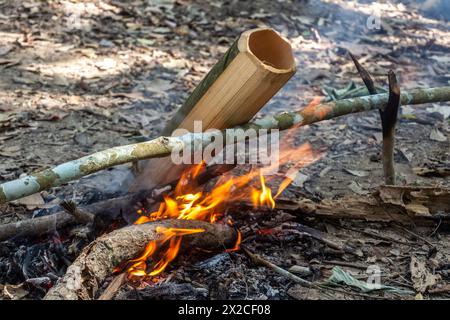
[320,260,367,270]
[241,246,312,287]
[242,246,384,299]
[348,51,377,95]
[1,86,450,204]
[98,273,127,300]
[380,71,400,185]
[60,200,94,224]
[394,224,434,247]
[292,223,363,257]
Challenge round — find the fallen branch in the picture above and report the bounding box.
[1,86,450,205]
[44,219,238,300]
[0,193,136,241]
[274,186,450,225]
[0,212,74,242]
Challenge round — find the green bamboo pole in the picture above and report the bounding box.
[1,86,449,205]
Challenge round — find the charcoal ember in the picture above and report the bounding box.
[115,283,208,300]
[0,241,11,257]
[194,253,232,270]
[22,246,36,279]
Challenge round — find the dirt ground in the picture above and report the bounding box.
[0,0,449,300]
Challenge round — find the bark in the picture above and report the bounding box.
[0,212,74,241]
[274,186,450,225]
[1,86,450,204]
[44,219,237,300]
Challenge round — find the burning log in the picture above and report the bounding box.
[1,86,449,205]
[44,219,238,300]
[134,27,296,191]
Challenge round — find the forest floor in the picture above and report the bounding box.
[0,0,449,300]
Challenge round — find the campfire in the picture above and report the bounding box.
[119,140,318,283]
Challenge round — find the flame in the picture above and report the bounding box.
[251,173,275,209]
[120,140,321,282]
[126,227,204,278]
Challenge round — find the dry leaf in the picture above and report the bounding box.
[0,283,29,300]
[410,256,440,293]
[429,128,447,142]
[344,169,369,177]
[13,193,45,210]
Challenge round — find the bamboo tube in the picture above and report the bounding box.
[1,86,450,205]
[163,27,296,134]
[132,27,296,191]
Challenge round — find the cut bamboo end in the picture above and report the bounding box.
[238,28,296,73]
[175,27,296,132]
[164,27,296,135]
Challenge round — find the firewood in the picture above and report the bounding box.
[44,219,238,300]
[0,193,133,241]
[0,164,234,241]
[1,86,450,205]
[134,27,296,191]
[273,186,450,225]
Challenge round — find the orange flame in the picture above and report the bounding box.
[126,227,204,278]
[120,141,321,281]
[251,173,275,209]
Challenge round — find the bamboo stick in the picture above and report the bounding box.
[133,27,296,191]
[1,86,449,205]
[380,71,401,185]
